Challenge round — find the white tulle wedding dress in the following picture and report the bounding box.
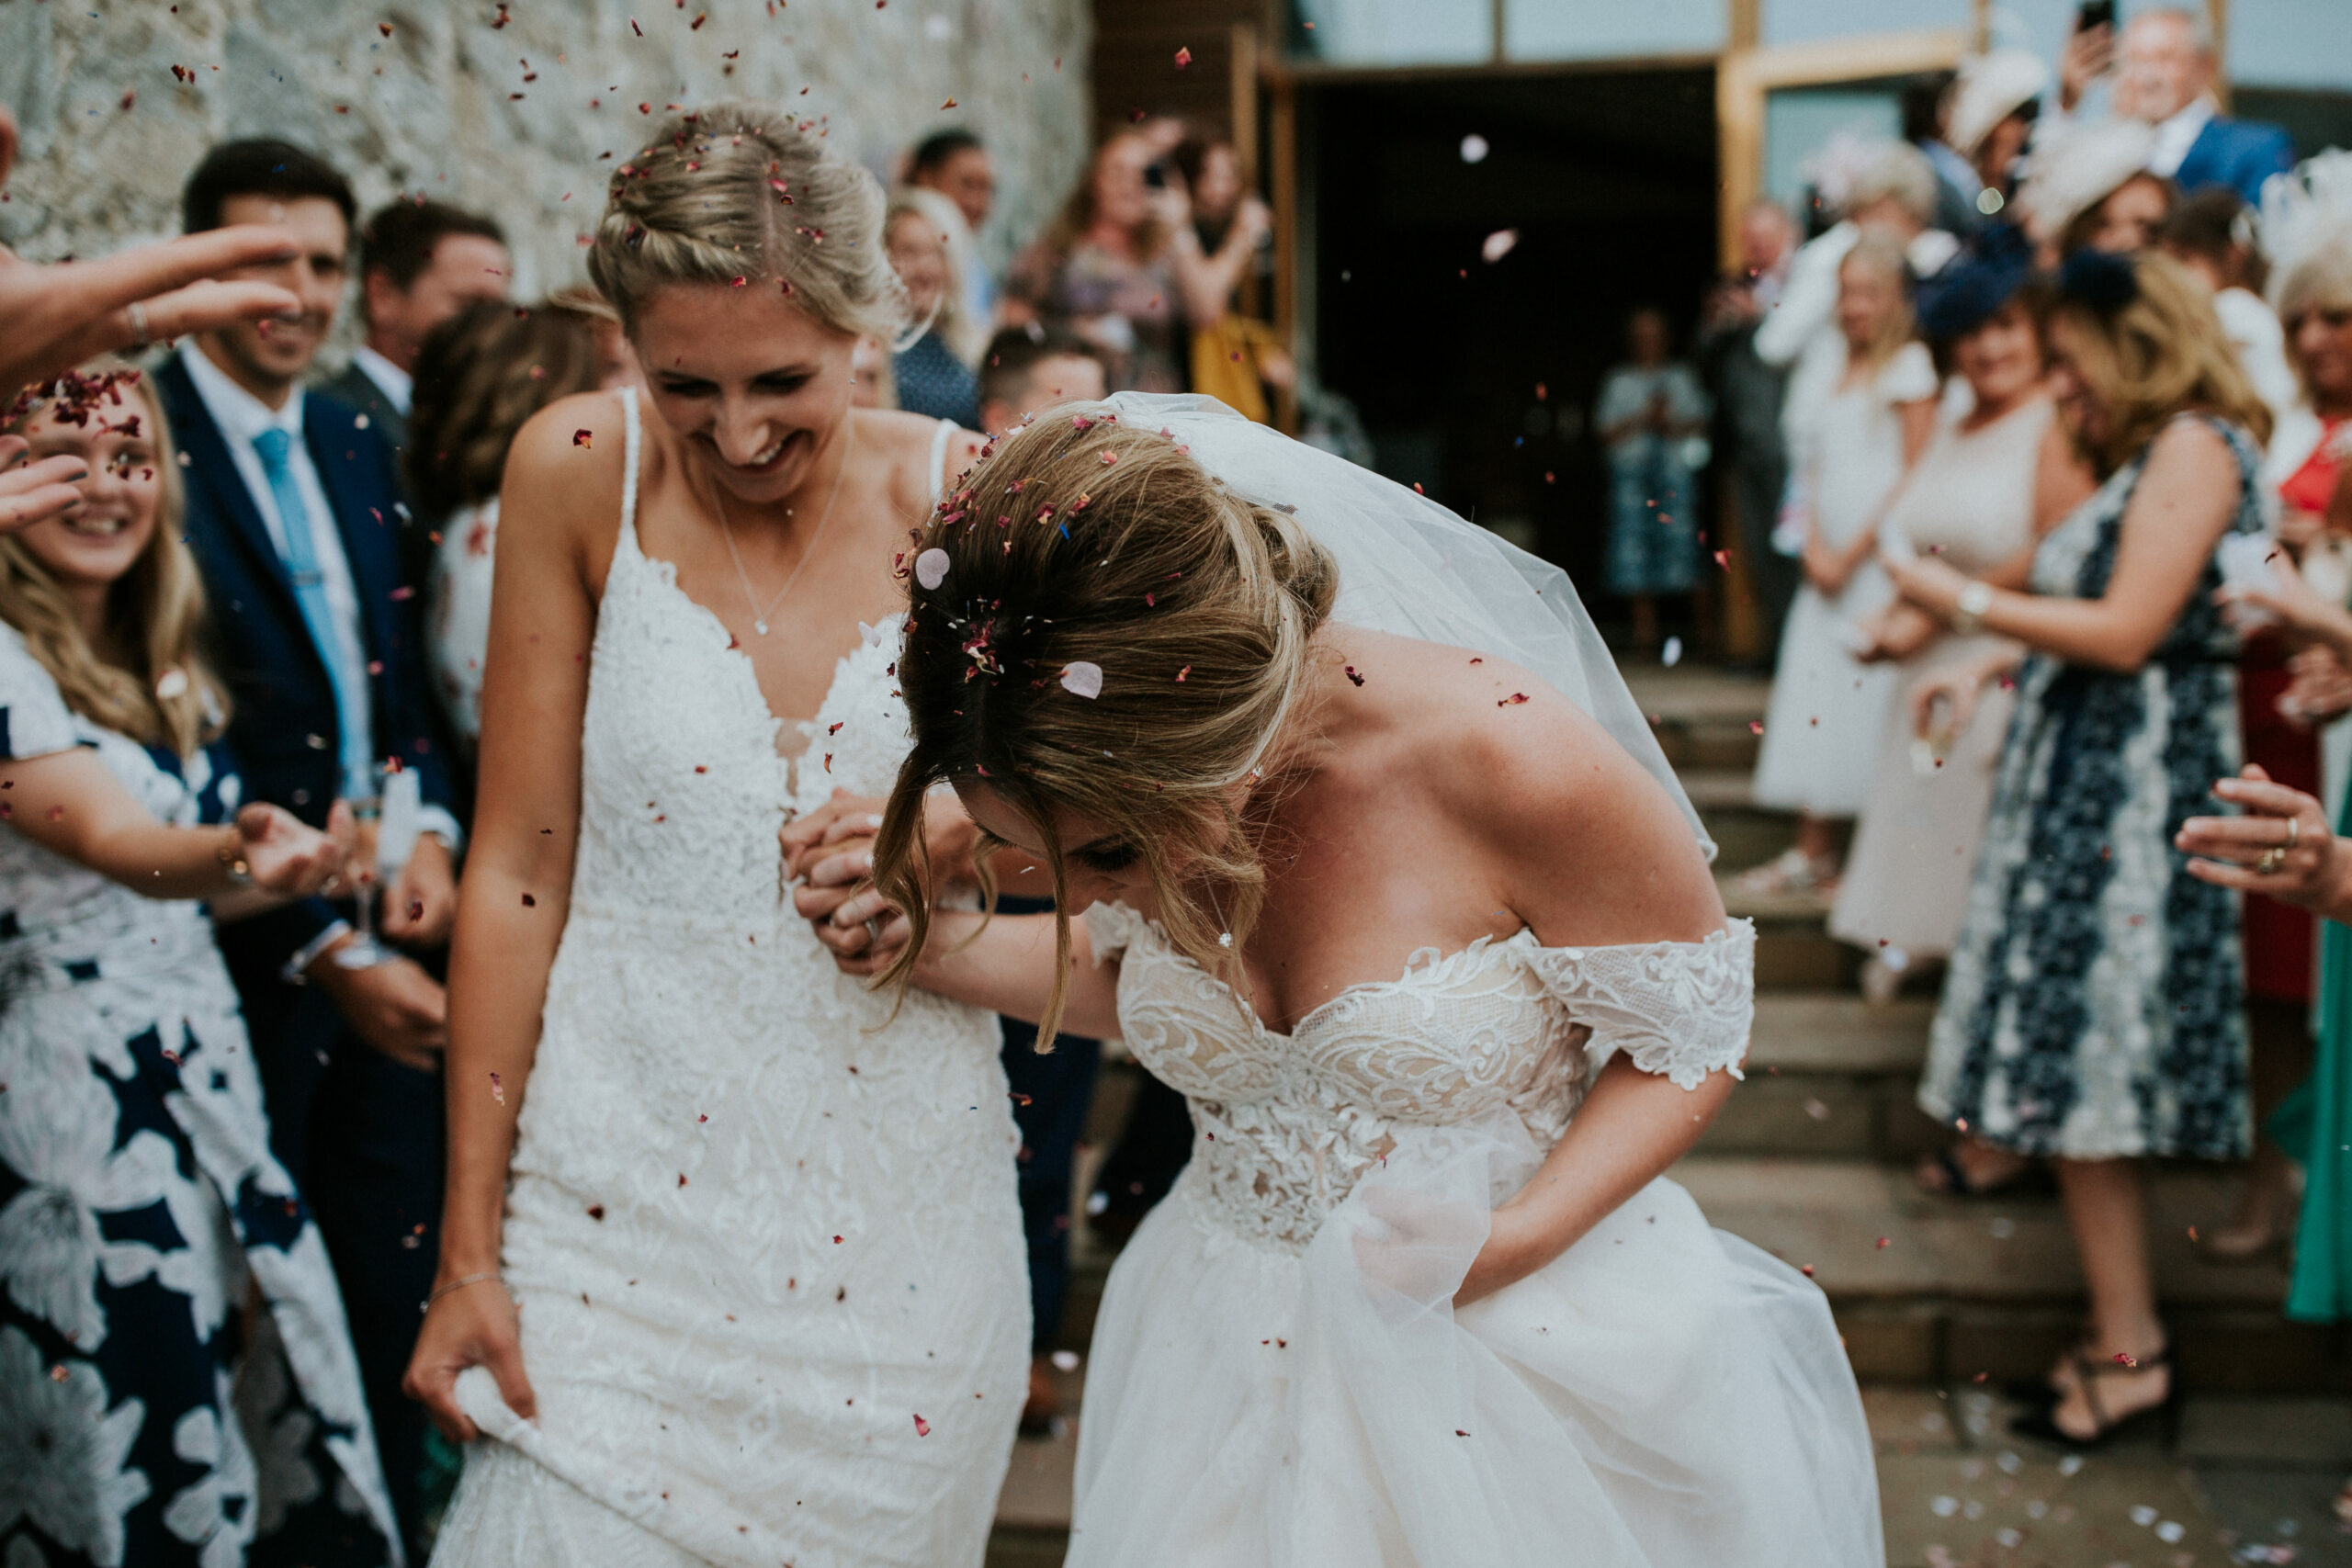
[430,391,1028,1567]
[1065,902,1883,1567]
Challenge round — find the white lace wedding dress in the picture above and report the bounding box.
[1068,904,1883,1567]
[431,393,1027,1567]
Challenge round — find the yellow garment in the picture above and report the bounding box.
[1190,314,1281,424]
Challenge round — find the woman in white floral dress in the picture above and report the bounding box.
[0,367,397,1565]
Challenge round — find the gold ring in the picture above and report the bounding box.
[2257,847,2287,874]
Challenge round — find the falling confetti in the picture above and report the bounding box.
[1480,229,1518,264]
[1459,133,1489,164]
[1660,637,1682,668]
[1174,46,1192,67]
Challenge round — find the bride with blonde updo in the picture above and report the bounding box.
[810,400,1883,1565]
[408,104,1029,1566]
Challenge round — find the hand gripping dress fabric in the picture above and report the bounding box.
[1065,904,1883,1568]
[429,392,1028,1568]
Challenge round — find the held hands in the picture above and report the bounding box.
[404,1274,534,1444]
[234,799,356,897]
[1909,665,1987,743]
[2217,543,2352,646]
[781,788,978,976]
[2177,765,2345,913]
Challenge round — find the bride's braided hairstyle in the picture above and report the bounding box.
[586,101,906,342]
[872,408,1338,1043]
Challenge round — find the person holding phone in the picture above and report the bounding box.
[1004,131,1267,394]
[2057,4,2294,208]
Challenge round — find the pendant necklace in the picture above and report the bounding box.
[713,422,855,636]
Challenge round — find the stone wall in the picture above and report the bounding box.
[0,0,1091,347]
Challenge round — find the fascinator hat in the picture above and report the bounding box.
[2015,118,2159,245]
[2260,149,2352,314]
[1917,223,2038,339]
[1945,51,2050,161]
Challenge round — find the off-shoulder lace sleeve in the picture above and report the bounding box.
[1526,919,1755,1090]
[1080,901,1153,964]
[0,626,84,761]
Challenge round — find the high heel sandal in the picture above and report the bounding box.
[2009,1346,2181,1450]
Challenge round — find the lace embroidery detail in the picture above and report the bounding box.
[1527,922,1756,1090]
[1083,906,1755,1253]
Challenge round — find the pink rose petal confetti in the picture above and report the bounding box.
[490,1072,504,1103]
[914,548,950,590]
[1059,661,1103,698]
[913,1413,932,1436]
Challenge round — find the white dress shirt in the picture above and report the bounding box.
[179,343,459,850]
[349,344,413,417]
[2146,96,2216,180]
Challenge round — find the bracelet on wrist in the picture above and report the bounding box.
[422,1270,504,1313]
[216,827,252,886]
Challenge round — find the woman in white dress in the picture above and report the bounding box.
[1745,234,1939,894]
[1834,236,2096,1007]
[404,106,1029,1566]
[808,398,1882,1565]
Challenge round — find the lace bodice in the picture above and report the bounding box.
[1085,904,1754,1252]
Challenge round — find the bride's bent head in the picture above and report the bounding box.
[872,410,1337,1036]
[585,103,906,505]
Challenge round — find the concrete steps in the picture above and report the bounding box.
[1678,1154,2345,1395]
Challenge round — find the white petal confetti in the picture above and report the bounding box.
[154,666,190,699]
[914,548,951,590]
[1660,636,1682,668]
[1459,133,1489,164]
[859,620,885,648]
[1480,228,1519,264]
[1059,661,1102,699]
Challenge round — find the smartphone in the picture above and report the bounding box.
[2075,0,2115,32]
[1143,161,1168,190]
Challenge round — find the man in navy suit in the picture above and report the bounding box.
[2059,5,2293,208]
[153,138,458,1553]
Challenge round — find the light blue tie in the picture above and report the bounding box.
[251,426,376,801]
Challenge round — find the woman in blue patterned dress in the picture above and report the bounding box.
[0,367,399,1565]
[1883,252,2274,1447]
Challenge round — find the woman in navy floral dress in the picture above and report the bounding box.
[0,368,397,1565]
[1885,252,2274,1447]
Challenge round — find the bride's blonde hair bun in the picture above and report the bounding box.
[872,407,1339,1043]
[586,101,907,343]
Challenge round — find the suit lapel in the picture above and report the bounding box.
[155,356,304,612]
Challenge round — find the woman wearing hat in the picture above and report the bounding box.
[1942,51,2052,222]
[2017,118,2177,266]
[1837,230,2095,1036]
[1886,250,2270,1445]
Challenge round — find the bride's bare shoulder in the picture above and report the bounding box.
[1363,632,1721,944]
[854,407,984,523]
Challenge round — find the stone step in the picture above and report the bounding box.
[1720,869,1860,991]
[1626,663,1770,774]
[1704,991,1943,1160]
[1677,1155,2342,1394]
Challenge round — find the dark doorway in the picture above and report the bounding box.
[1306,67,1719,634]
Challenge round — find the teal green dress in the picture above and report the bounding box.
[2281,787,2352,1324]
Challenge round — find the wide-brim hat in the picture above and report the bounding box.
[2015,118,2159,244]
[1948,50,2051,160]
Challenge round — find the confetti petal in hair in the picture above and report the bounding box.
[1059,661,1103,698]
[914,548,951,590]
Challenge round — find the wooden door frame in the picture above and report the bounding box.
[1714,28,1969,268]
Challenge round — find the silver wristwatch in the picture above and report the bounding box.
[1951,580,1996,635]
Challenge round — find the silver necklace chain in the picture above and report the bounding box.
[712,422,855,636]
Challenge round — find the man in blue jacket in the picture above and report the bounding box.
[153,137,458,1553]
[2061,6,2294,207]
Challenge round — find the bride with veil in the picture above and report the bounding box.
[801,392,1883,1564]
